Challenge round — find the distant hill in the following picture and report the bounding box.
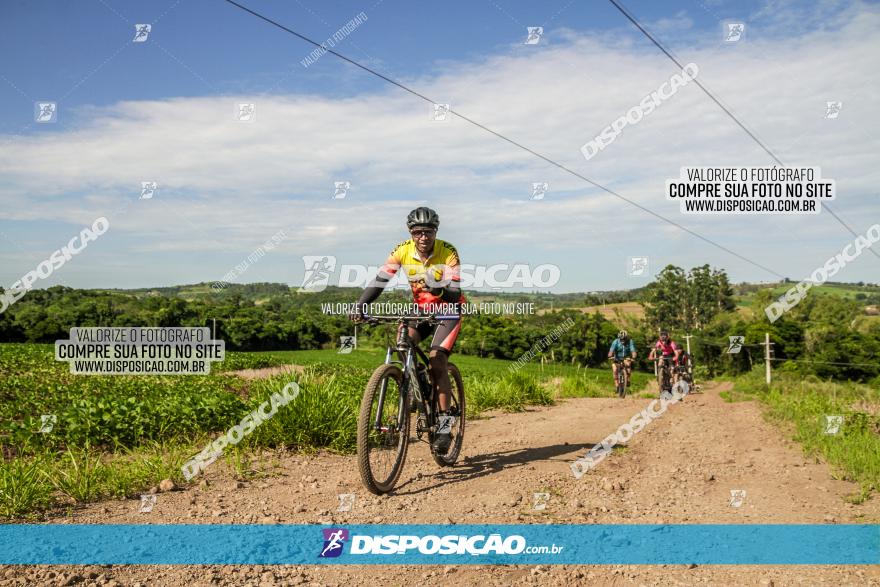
[80,280,880,313]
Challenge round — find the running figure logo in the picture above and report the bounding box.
[333,181,350,199]
[139,494,157,513]
[299,256,336,292]
[35,102,57,123]
[824,101,842,119]
[319,528,349,558]
[432,103,450,121]
[531,182,549,200]
[338,336,356,354]
[725,23,744,42]
[729,489,746,508]
[727,335,744,354]
[524,27,543,45]
[38,414,57,433]
[337,494,355,512]
[238,103,256,122]
[824,415,843,435]
[532,492,550,511]
[140,181,158,199]
[628,256,649,277]
[133,24,151,42]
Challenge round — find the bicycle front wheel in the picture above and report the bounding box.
[431,363,466,467]
[357,364,410,494]
[617,365,627,398]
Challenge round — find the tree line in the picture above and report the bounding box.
[1,271,877,383]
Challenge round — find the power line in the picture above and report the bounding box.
[607,0,880,264]
[680,334,877,369]
[221,0,786,280]
[769,357,879,369]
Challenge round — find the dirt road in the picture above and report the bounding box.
[3,382,879,586]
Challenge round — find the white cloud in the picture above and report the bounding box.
[0,2,878,289]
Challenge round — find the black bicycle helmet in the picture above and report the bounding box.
[406,207,440,230]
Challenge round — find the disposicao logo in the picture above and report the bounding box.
[318,529,563,557]
[319,528,349,558]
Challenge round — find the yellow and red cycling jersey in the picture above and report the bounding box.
[381,239,467,308]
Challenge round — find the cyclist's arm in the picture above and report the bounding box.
[628,339,636,358]
[428,246,462,303]
[355,249,401,308]
[608,340,617,358]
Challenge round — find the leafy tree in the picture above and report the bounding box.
[644,265,688,332]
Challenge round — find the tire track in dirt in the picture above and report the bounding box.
[4,382,878,586]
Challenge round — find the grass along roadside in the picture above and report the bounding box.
[0,344,650,518]
[727,369,880,503]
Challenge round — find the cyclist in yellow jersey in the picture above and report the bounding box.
[350,207,464,452]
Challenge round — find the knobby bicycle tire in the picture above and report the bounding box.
[431,362,466,467]
[357,364,410,494]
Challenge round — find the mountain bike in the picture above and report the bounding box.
[356,313,465,495]
[611,357,630,398]
[675,359,693,386]
[654,354,675,395]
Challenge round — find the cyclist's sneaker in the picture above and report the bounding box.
[432,414,455,453]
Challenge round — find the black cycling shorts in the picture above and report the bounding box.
[399,318,462,355]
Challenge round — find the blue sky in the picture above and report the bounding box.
[0,0,755,108]
[1,0,878,293]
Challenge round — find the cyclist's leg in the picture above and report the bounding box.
[430,349,450,410]
[397,322,423,346]
[611,360,619,383]
[428,317,462,411]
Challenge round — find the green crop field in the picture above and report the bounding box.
[0,343,650,518]
[736,282,880,308]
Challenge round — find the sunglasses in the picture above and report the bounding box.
[410,229,436,239]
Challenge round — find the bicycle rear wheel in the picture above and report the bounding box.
[431,363,465,467]
[616,364,627,398]
[658,362,670,395]
[357,364,410,494]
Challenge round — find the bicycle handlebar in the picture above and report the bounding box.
[362,313,459,324]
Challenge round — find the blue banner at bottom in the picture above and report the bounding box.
[0,524,877,565]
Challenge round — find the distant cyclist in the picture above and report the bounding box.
[677,349,693,383]
[648,330,682,388]
[349,207,465,453]
[607,330,636,388]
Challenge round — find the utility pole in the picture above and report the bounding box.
[683,333,693,355]
[760,332,774,384]
[354,324,358,349]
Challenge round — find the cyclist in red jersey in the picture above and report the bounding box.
[648,330,682,388]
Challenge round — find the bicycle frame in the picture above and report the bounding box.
[381,336,433,425]
[655,355,675,389]
[366,314,458,438]
[612,358,629,381]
